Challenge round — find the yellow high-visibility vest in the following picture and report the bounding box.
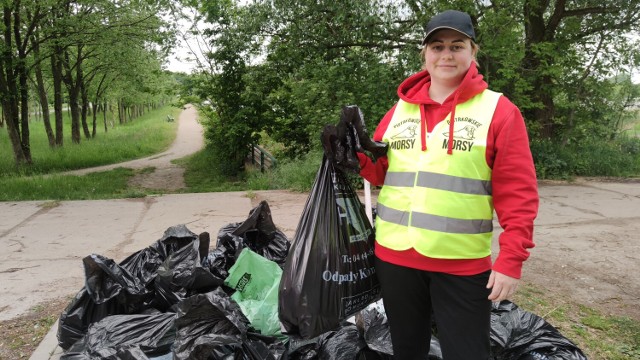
[376,90,501,259]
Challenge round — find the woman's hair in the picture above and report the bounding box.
[420,40,480,70]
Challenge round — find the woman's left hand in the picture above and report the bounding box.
[486,270,519,302]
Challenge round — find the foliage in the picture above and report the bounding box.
[246,149,323,192]
[185,0,419,164]
[531,135,640,179]
[191,2,265,177]
[0,0,177,166]
[181,0,640,172]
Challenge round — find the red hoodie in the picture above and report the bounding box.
[358,63,538,279]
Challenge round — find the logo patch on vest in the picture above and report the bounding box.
[390,118,419,150]
[442,117,482,152]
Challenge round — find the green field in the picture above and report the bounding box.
[0,105,181,200]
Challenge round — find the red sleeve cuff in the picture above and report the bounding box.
[492,249,528,279]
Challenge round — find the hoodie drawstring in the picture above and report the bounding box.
[420,104,427,151]
[447,90,461,155]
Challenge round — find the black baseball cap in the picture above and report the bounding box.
[421,10,476,45]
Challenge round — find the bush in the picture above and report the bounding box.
[531,136,640,179]
[247,150,323,192]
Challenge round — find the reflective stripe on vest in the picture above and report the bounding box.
[375,90,501,259]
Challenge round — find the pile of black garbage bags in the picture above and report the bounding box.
[56,200,586,360]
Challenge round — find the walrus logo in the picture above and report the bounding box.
[391,125,418,139]
[443,124,476,140]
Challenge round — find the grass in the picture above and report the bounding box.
[0,105,180,201]
[176,150,250,192]
[0,105,180,175]
[0,168,150,201]
[177,147,322,193]
[513,284,640,359]
[0,297,70,359]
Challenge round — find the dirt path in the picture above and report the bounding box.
[62,104,204,190]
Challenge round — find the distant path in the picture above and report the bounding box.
[63,104,204,190]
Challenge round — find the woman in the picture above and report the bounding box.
[357,10,539,360]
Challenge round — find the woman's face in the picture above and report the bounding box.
[424,29,476,86]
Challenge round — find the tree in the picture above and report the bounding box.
[518,0,640,138]
[1,0,176,166]
[188,0,418,161]
[0,0,49,165]
[185,0,640,166]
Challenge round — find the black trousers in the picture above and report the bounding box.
[375,258,492,360]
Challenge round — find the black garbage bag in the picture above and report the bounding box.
[83,254,153,309]
[317,324,367,360]
[58,288,127,350]
[490,301,588,360]
[173,288,287,359]
[321,106,388,175]
[58,224,211,350]
[340,106,388,161]
[286,335,319,359]
[201,246,231,285]
[279,155,381,339]
[59,312,175,360]
[284,324,364,360]
[172,288,249,359]
[355,303,392,356]
[152,231,220,312]
[321,122,360,174]
[182,335,280,360]
[356,349,391,360]
[209,200,290,269]
[355,302,443,360]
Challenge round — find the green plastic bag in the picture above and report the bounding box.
[224,248,283,336]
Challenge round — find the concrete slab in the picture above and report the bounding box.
[0,199,146,322]
[538,183,639,220]
[577,180,640,197]
[0,201,42,234]
[122,192,252,256]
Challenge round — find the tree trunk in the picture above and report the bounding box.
[103,101,108,132]
[33,39,55,147]
[521,0,558,138]
[116,100,121,124]
[80,84,90,139]
[14,5,32,162]
[68,89,81,143]
[51,47,64,147]
[18,57,32,161]
[62,46,83,144]
[0,6,29,165]
[91,100,98,137]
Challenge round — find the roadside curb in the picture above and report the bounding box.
[30,321,62,360]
